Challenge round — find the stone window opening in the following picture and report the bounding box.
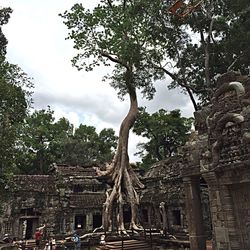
[74,215,86,230]
[4,222,12,234]
[142,209,149,223]
[172,210,181,226]
[123,208,131,227]
[93,213,102,229]
[73,185,84,193]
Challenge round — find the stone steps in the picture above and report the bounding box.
[96,239,152,250]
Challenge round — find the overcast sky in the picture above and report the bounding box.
[1,0,194,162]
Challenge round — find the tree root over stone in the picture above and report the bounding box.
[94,81,144,234]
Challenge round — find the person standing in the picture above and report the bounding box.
[34,225,45,250]
[71,232,80,250]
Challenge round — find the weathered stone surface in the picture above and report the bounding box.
[182,72,250,250]
[0,164,107,239]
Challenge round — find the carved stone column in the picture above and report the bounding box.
[86,212,93,231]
[183,176,206,250]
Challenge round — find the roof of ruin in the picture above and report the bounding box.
[12,175,55,192]
[144,156,181,180]
[53,164,98,177]
[69,193,106,208]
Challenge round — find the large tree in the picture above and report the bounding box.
[133,107,193,169]
[16,108,57,174]
[16,108,118,174]
[0,7,12,55]
[0,7,33,178]
[61,0,162,232]
[147,0,250,108]
[57,125,118,166]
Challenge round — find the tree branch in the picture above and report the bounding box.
[123,0,127,10]
[101,52,129,70]
[154,65,197,93]
[203,0,215,86]
[107,0,113,8]
[227,48,250,72]
[154,65,199,110]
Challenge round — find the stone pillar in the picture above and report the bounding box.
[183,176,206,250]
[86,212,93,231]
[148,205,152,227]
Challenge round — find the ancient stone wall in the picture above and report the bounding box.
[0,160,193,240]
[141,156,196,236]
[182,72,250,250]
[204,72,250,250]
[0,164,107,240]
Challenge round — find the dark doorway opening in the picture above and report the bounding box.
[73,185,84,193]
[123,208,131,224]
[20,218,38,239]
[172,210,181,225]
[142,209,148,223]
[25,219,33,239]
[93,214,102,229]
[74,215,86,230]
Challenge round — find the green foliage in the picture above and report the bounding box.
[0,7,12,56]
[57,125,118,166]
[16,108,75,174]
[60,0,168,99]
[15,108,118,173]
[0,7,33,178]
[16,108,57,174]
[133,107,193,169]
[150,0,250,106]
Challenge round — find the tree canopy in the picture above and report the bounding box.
[146,0,250,108]
[60,0,169,99]
[0,7,33,179]
[56,125,118,167]
[133,107,193,169]
[60,0,165,232]
[15,108,118,174]
[61,0,249,111]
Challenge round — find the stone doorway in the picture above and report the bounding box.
[123,207,131,229]
[231,182,250,249]
[19,218,38,239]
[93,213,102,229]
[74,214,86,230]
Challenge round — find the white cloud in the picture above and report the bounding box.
[1,0,194,162]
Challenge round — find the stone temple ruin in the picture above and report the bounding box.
[0,165,107,239]
[181,72,250,250]
[0,161,192,241]
[1,72,250,250]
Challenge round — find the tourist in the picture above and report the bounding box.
[50,237,56,250]
[71,232,80,250]
[44,241,50,250]
[34,225,45,250]
[100,235,106,246]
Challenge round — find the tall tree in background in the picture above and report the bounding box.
[16,108,118,174]
[0,7,12,56]
[61,0,163,232]
[148,0,250,108]
[58,125,118,166]
[16,108,57,174]
[0,7,33,179]
[133,107,193,169]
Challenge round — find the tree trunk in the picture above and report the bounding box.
[96,69,144,234]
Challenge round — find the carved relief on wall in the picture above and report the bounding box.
[207,72,250,170]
